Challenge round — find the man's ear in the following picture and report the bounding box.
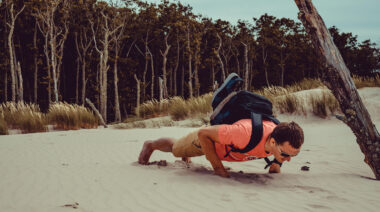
[270,138,276,146]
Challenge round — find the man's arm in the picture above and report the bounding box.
[197,126,230,178]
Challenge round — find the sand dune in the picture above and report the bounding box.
[1,87,380,212]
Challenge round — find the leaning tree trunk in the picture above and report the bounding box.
[294,0,380,179]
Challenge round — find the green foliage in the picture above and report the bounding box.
[47,102,98,130]
[0,102,47,133]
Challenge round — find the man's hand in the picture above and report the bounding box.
[214,167,230,178]
[269,163,281,173]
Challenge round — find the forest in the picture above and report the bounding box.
[1,0,379,123]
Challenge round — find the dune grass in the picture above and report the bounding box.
[135,93,213,121]
[47,102,98,130]
[0,115,8,135]
[0,102,47,133]
[309,90,340,118]
[353,75,380,89]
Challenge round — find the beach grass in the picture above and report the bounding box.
[0,116,8,135]
[0,102,47,133]
[47,102,98,130]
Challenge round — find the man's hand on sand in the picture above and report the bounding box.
[214,167,230,178]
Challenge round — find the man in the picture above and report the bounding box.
[138,119,304,178]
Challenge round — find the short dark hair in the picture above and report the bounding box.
[271,122,304,149]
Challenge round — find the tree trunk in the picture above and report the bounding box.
[113,52,121,123]
[194,48,200,97]
[33,22,38,103]
[148,48,155,100]
[134,74,141,116]
[186,26,193,98]
[216,33,225,80]
[159,77,163,102]
[295,0,380,179]
[85,98,107,128]
[4,69,7,102]
[263,47,270,87]
[76,57,80,104]
[173,35,180,96]
[16,62,23,102]
[160,33,171,99]
[81,61,86,105]
[243,42,249,90]
[7,14,16,102]
[181,60,184,97]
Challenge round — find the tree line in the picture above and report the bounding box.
[0,0,379,123]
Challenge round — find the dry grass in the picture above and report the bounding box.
[47,102,98,130]
[353,75,380,89]
[274,94,306,115]
[136,93,213,121]
[0,102,47,133]
[309,90,340,118]
[0,115,8,135]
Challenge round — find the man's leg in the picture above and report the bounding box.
[138,137,175,164]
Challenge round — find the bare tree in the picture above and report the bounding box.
[90,6,123,123]
[5,0,25,102]
[160,31,171,99]
[74,24,93,105]
[186,24,193,98]
[34,0,70,102]
[216,33,225,80]
[295,0,380,179]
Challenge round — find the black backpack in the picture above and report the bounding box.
[210,73,280,161]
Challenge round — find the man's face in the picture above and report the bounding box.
[274,141,301,163]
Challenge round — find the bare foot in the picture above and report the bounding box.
[138,141,154,165]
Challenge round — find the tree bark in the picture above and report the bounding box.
[295,0,380,179]
[262,47,270,87]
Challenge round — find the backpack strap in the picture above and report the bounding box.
[264,157,283,169]
[226,112,263,156]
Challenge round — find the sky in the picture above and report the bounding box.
[135,0,380,44]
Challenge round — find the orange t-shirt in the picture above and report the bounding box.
[216,119,276,162]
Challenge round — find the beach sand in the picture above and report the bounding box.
[1,88,380,212]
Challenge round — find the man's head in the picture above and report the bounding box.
[269,122,304,162]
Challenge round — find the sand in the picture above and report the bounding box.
[0,87,380,212]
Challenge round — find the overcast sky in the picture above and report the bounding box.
[136,0,380,44]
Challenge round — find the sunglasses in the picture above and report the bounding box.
[277,145,298,157]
